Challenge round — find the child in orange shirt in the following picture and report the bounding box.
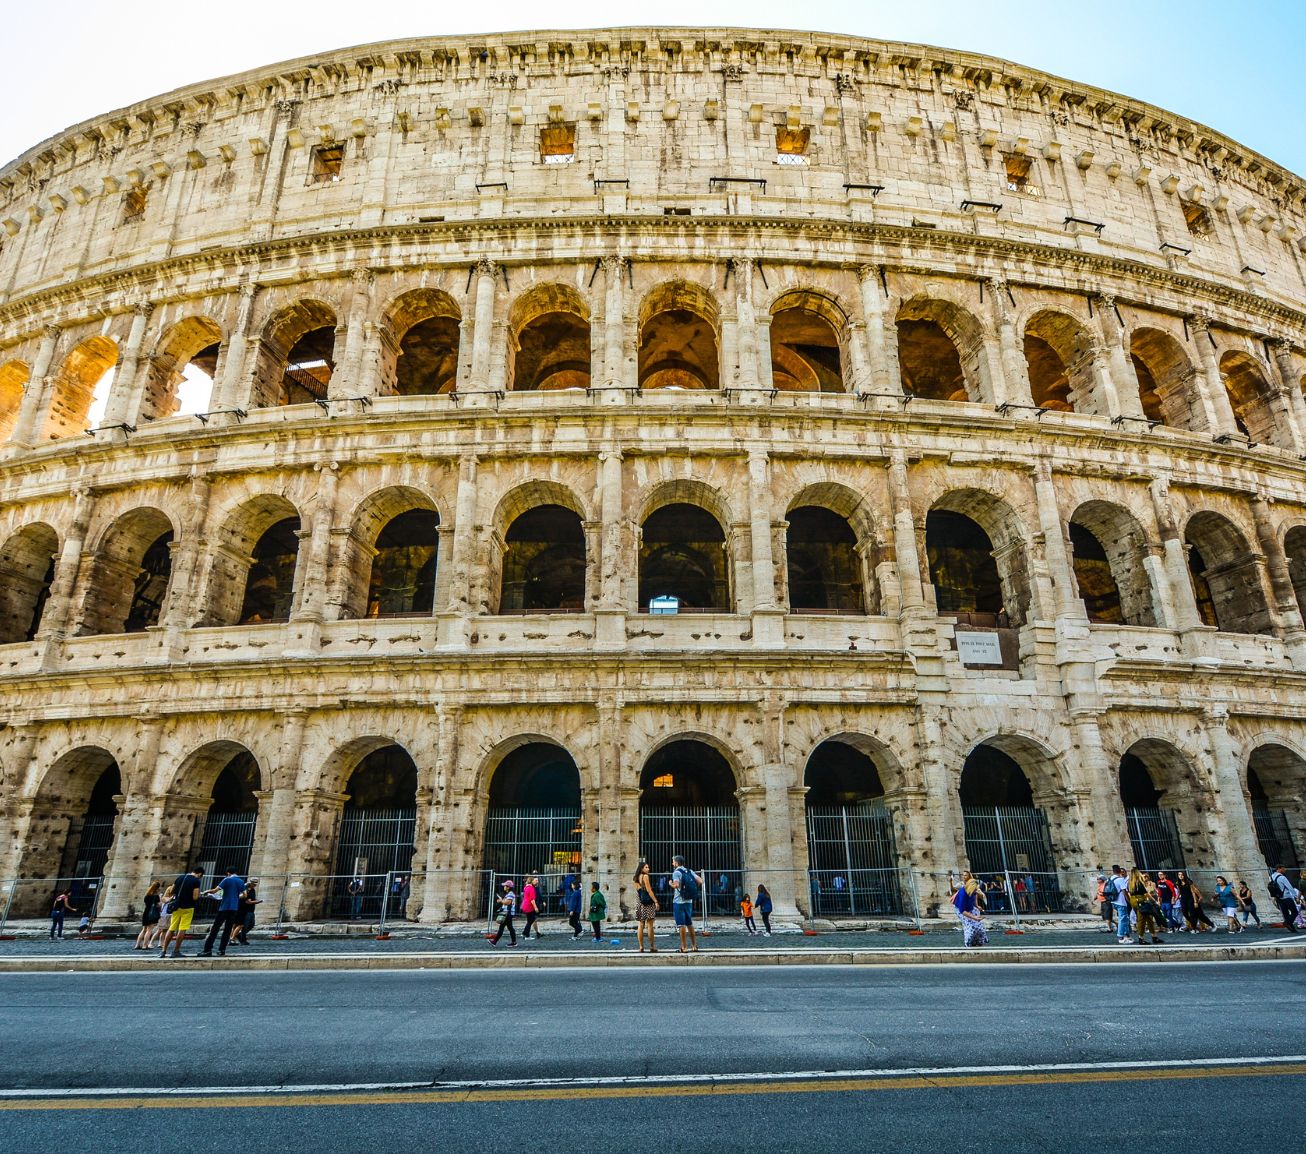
[740,893,758,935]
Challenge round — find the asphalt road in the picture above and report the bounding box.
[3,961,1304,1152]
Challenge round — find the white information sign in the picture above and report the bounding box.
[956,631,1003,666]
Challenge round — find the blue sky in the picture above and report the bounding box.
[2,1,1303,176]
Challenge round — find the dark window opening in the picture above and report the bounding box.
[124,531,174,633]
[786,506,863,613]
[1068,521,1123,624]
[238,517,300,625]
[368,510,439,617]
[926,510,1004,620]
[311,144,344,183]
[499,505,586,612]
[639,504,729,611]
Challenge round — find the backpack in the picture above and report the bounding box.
[677,867,699,901]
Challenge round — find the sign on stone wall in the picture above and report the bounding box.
[956,631,1003,666]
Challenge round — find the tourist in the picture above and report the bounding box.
[1268,865,1300,932]
[489,879,517,946]
[49,890,76,940]
[201,867,245,957]
[564,877,584,939]
[389,874,410,921]
[1213,876,1243,934]
[134,881,161,949]
[740,892,758,935]
[1127,868,1165,945]
[149,885,175,949]
[670,854,704,953]
[520,875,542,940]
[347,875,365,920]
[1235,879,1263,928]
[1094,874,1113,933]
[1106,865,1132,943]
[158,866,204,958]
[633,862,659,953]
[77,912,94,936]
[951,874,988,947]
[1156,872,1182,931]
[588,881,607,940]
[755,883,773,935]
[1175,871,1214,932]
[232,878,260,945]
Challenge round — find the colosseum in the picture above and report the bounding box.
[0,27,1303,928]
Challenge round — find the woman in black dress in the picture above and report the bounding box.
[133,881,162,949]
[1176,871,1214,931]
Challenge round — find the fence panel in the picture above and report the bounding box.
[1253,806,1299,870]
[1125,807,1185,872]
[961,806,1065,912]
[640,807,741,916]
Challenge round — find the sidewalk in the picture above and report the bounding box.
[3,919,1302,971]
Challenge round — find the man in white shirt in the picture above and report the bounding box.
[1269,866,1300,933]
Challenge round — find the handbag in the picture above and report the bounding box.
[495,910,509,926]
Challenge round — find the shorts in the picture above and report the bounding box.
[168,907,195,933]
[673,902,694,927]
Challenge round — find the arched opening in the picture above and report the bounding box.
[1285,525,1306,622]
[786,506,865,613]
[0,523,57,644]
[895,299,984,402]
[190,748,261,892]
[1184,511,1273,635]
[510,286,592,391]
[237,517,301,626]
[638,282,720,390]
[46,336,118,439]
[0,359,31,442]
[1247,745,1304,869]
[251,300,337,408]
[499,505,587,612]
[366,509,440,617]
[639,739,740,914]
[1118,753,1185,870]
[959,742,1063,911]
[78,508,175,637]
[141,316,223,421]
[481,741,583,915]
[638,503,730,611]
[926,492,1032,638]
[331,744,418,919]
[1130,328,1198,430]
[1024,311,1096,413]
[383,289,461,396]
[1067,502,1156,627]
[1120,739,1215,869]
[1219,351,1277,444]
[804,738,901,915]
[768,294,845,392]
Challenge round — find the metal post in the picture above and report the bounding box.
[905,866,924,932]
[995,808,1020,927]
[841,808,856,917]
[0,880,17,936]
[486,871,496,932]
[273,877,290,935]
[378,870,393,934]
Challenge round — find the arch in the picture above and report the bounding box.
[0,359,31,442]
[204,495,302,627]
[0,522,57,644]
[638,502,730,611]
[170,739,265,800]
[141,315,223,421]
[1067,500,1156,626]
[768,290,846,393]
[46,335,118,440]
[1219,350,1277,444]
[487,740,583,808]
[1184,510,1273,635]
[895,297,985,402]
[1024,309,1097,413]
[251,299,337,408]
[509,284,592,392]
[336,486,441,620]
[1120,738,1215,869]
[926,490,1032,628]
[79,507,175,636]
[499,504,586,613]
[382,288,461,396]
[638,280,721,390]
[184,743,263,880]
[1130,327,1198,430]
[785,505,866,613]
[1246,743,1304,868]
[804,738,886,804]
[331,742,419,918]
[1284,524,1306,622]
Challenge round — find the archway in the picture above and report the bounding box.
[1130,328,1198,430]
[637,282,720,390]
[141,316,223,420]
[639,739,740,914]
[638,504,730,611]
[499,505,587,612]
[383,289,461,396]
[331,744,418,919]
[1119,739,1215,870]
[1219,351,1277,444]
[1118,752,1185,870]
[958,742,1063,911]
[1286,525,1306,623]
[768,293,845,392]
[0,523,57,644]
[189,747,262,889]
[510,286,592,391]
[895,299,984,402]
[203,497,302,627]
[251,300,337,408]
[804,738,900,915]
[0,360,31,442]
[926,491,1032,636]
[1247,745,1304,869]
[79,508,175,636]
[1024,311,1096,413]
[786,506,865,613]
[366,509,440,617]
[481,741,583,915]
[237,517,301,625]
[1185,511,1273,635]
[46,336,118,440]
[1067,502,1156,627]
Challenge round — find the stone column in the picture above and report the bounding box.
[1189,314,1239,436]
[417,705,460,923]
[97,717,166,917]
[886,452,928,619]
[437,453,479,649]
[1033,459,1087,623]
[1201,706,1265,875]
[101,301,154,430]
[331,267,374,399]
[989,278,1033,409]
[0,724,41,879]
[291,462,340,624]
[600,255,630,396]
[756,710,801,918]
[748,449,784,646]
[212,283,259,414]
[856,265,895,399]
[6,325,62,449]
[590,699,630,914]
[1149,476,1209,645]
[1268,339,1306,453]
[160,472,212,645]
[1251,495,1306,668]
[35,488,95,661]
[595,448,628,649]
[282,790,350,921]
[252,709,308,885]
[1093,294,1145,421]
[466,259,499,394]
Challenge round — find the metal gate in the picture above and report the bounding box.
[640,806,741,915]
[481,807,583,915]
[72,814,116,907]
[962,805,1064,912]
[192,810,258,919]
[1253,805,1300,870]
[805,802,903,916]
[1125,807,1185,872]
[331,807,416,919]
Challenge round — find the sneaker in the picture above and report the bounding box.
[200,951,212,957]
[1117,937,1134,944]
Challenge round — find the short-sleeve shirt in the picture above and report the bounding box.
[174,874,202,910]
[672,866,693,904]
[215,876,245,912]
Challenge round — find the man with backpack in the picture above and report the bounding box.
[670,854,705,953]
[1268,865,1300,933]
[1105,865,1132,944]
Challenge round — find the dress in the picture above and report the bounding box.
[636,892,658,921]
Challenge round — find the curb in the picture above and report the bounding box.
[0,942,1301,973]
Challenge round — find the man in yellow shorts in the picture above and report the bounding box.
[158,867,205,958]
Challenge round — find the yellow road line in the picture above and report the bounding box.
[5,1062,1306,1112]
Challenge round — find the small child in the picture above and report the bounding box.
[588,881,607,940]
[740,893,757,934]
[77,913,94,937]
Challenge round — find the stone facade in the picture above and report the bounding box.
[0,29,1304,924]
